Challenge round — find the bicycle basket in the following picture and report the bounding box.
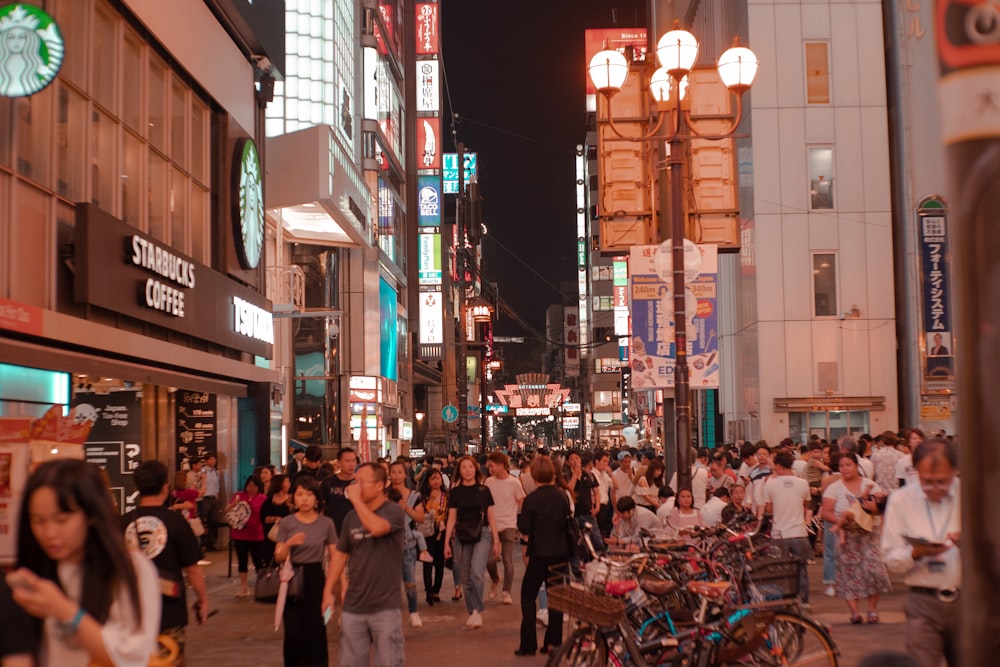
[547,584,627,627]
[747,555,799,600]
[714,607,777,662]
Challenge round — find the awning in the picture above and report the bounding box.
[772,396,886,412]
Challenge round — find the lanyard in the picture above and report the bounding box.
[924,495,953,542]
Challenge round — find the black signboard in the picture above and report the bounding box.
[176,391,217,469]
[74,205,274,359]
[73,390,143,514]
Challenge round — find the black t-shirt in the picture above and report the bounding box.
[122,505,203,630]
[260,496,292,540]
[518,486,570,559]
[0,579,35,658]
[571,470,599,518]
[448,483,494,533]
[321,474,355,533]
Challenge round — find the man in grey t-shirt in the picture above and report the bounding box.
[323,463,406,667]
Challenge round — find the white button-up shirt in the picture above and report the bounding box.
[881,478,961,590]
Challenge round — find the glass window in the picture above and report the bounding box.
[805,42,830,104]
[14,90,53,188]
[190,97,208,184]
[190,185,209,263]
[92,2,117,111]
[171,80,187,168]
[53,0,87,88]
[169,167,188,252]
[90,109,116,212]
[148,154,167,241]
[11,181,49,306]
[812,253,837,317]
[0,98,10,167]
[56,85,87,201]
[122,132,143,226]
[122,29,143,134]
[148,56,167,153]
[808,146,834,210]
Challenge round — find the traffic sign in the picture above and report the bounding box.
[441,404,459,423]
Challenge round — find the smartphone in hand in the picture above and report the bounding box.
[903,535,944,548]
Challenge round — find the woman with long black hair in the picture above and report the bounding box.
[8,459,160,667]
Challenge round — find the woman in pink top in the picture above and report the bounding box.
[226,475,267,596]
[665,487,705,542]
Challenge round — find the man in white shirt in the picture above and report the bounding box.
[762,451,812,605]
[484,452,525,605]
[881,438,961,667]
[668,448,710,510]
[608,496,659,547]
[611,451,634,502]
[592,451,616,537]
[700,487,730,527]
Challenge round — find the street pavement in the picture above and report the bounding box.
[186,548,908,666]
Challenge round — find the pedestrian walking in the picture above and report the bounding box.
[199,453,221,551]
[260,474,293,565]
[419,469,449,606]
[388,461,426,627]
[273,475,338,667]
[122,460,209,666]
[9,459,160,667]
[514,455,570,657]
[444,455,500,629]
[881,437,961,667]
[322,463,407,667]
[762,451,813,606]
[485,451,525,605]
[225,475,267,597]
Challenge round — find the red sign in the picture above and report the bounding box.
[584,28,648,95]
[416,3,439,55]
[936,0,1000,70]
[0,297,42,336]
[417,117,441,170]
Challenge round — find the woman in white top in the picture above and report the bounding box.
[632,458,666,510]
[8,459,160,667]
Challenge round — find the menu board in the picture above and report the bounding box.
[73,390,143,514]
[175,391,217,469]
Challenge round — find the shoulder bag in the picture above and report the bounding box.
[454,486,486,544]
[226,499,251,531]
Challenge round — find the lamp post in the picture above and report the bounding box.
[588,23,758,489]
[468,295,494,453]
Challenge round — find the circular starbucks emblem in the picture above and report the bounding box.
[0,4,64,98]
[235,138,263,269]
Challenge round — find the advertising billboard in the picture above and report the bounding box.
[418,288,443,345]
[417,176,442,227]
[415,2,439,55]
[380,278,398,381]
[629,244,719,388]
[918,199,954,390]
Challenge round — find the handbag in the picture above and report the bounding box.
[455,513,484,544]
[226,500,251,530]
[187,516,205,537]
[267,519,281,542]
[846,500,874,532]
[418,511,437,538]
[254,561,304,602]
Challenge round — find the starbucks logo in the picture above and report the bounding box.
[234,138,263,269]
[0,4,64,98]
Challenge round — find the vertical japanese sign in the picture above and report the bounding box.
[417,60,440,112]
[918,199,955,387]
[415,2,439,55]
[564,307,580,377]
[629,244,719,388]
[417,117,440,170]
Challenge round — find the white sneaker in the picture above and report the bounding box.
[466,610,483,628]
[418,550,434,564]
[410,612,423,628]
[536,608,549,626]
[502,591,513,605]
[824,585,836,597]
[488,581,499,600]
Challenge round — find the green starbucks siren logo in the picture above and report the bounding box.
[0,5,64,98]
[235,138,264,269]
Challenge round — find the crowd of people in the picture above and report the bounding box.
[0,428,959,667]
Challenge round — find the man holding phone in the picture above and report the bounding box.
[881,438,961,667]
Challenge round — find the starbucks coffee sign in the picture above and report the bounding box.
[0,4,64,98]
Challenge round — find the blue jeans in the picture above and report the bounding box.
[822,520,836,585]
[340,608,403,667]
[453,526,493,614]
[402,547,418,613]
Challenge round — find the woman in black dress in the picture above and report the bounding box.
[260,474,292,564]
[515,455,570,656]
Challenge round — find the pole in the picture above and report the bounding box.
[479,343,488,451]
[455,142,469,454]
[669,134,692,490]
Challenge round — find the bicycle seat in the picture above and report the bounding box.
[605,579,638,596]
[686,581,732,598]
[640,577,679,596]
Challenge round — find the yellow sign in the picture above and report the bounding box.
[920,403,951,420]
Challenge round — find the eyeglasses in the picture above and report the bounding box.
[918,477,953,490]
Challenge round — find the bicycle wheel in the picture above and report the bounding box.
[753,611,839,666]
[547,626,608,667]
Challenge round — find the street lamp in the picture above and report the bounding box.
[588,23,757,490]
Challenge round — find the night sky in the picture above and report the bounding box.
[441,0,648,337]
